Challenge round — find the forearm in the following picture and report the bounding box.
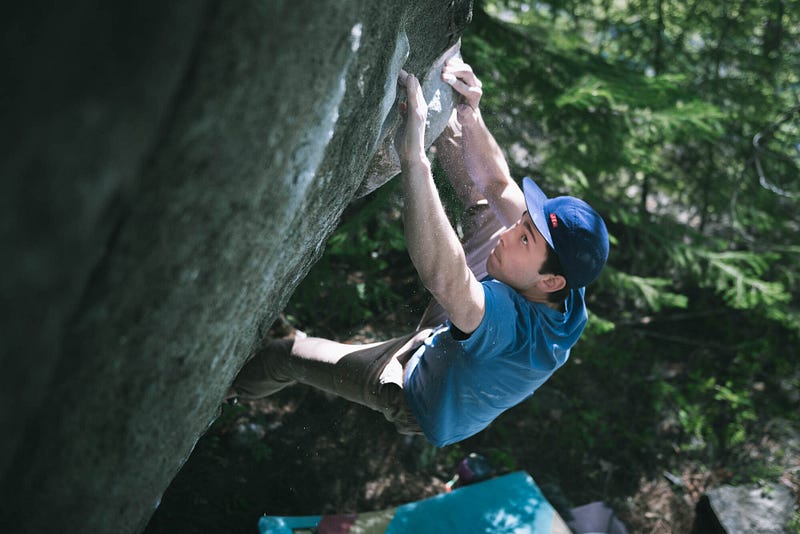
[459,107,523,227]
[460,107,511,192]
[442,57,525,226]
[401,155,467,296]
[397,69,484,333]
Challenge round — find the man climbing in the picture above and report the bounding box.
[230,58,609,447]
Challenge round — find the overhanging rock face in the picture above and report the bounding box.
[0,1,472,533]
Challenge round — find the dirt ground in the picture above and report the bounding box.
[142,386,702,534]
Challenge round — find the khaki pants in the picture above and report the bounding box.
[233,329,433,434]
[231,112,506,435]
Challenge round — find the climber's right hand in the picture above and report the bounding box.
[442,57,483,123]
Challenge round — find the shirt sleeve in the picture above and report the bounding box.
[454,280,518,360]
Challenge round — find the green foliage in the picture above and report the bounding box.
[280,0,800,504]
[700,250,790,310]
[441,443,467,470]
[210,402,249,433]
[250,441,272,464]
[466,1,800,332]
[486,448,518,472]
[584,312,615,335]
[604,267,688,312]
[459,0,800,497]
[789,510,800,534]
[664,374,758,457]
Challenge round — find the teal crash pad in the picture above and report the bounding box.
[258,471,571,533]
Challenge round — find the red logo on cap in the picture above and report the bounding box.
[549,213,558,228]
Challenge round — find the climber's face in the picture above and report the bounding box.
[486,211,564,298]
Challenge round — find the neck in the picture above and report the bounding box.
[518,285,567,311]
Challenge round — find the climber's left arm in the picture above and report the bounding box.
[396,71,485,335]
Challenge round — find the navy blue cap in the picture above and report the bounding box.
[523,177,609,288]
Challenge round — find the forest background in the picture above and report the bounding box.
[147,1,800,532]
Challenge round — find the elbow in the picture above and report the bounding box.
[416,252,466,297]
[427,259,472,303]
[422,270,453,300]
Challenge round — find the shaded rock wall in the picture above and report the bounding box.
[0,1,471,533]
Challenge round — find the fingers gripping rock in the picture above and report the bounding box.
[358,40,462,198]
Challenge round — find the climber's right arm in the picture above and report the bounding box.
[442,58,526,229]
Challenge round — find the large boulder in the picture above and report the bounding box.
[0,1,471,533]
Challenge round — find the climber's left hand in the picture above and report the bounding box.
[397,70,428,163]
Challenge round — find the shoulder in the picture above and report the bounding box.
[478,279,526,321]
[481,277,519,302]
[453,279,529,349]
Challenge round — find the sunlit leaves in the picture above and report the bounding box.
[467,0,800,341]
[604,267,688,312]
[700,250,789,309]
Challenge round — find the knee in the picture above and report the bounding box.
[379,384,421,433]
[230,338,296,399]
[257,338,296,379]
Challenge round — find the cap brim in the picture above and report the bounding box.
[523,177,554,249]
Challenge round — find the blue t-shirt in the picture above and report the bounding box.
[403,278,588,447]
